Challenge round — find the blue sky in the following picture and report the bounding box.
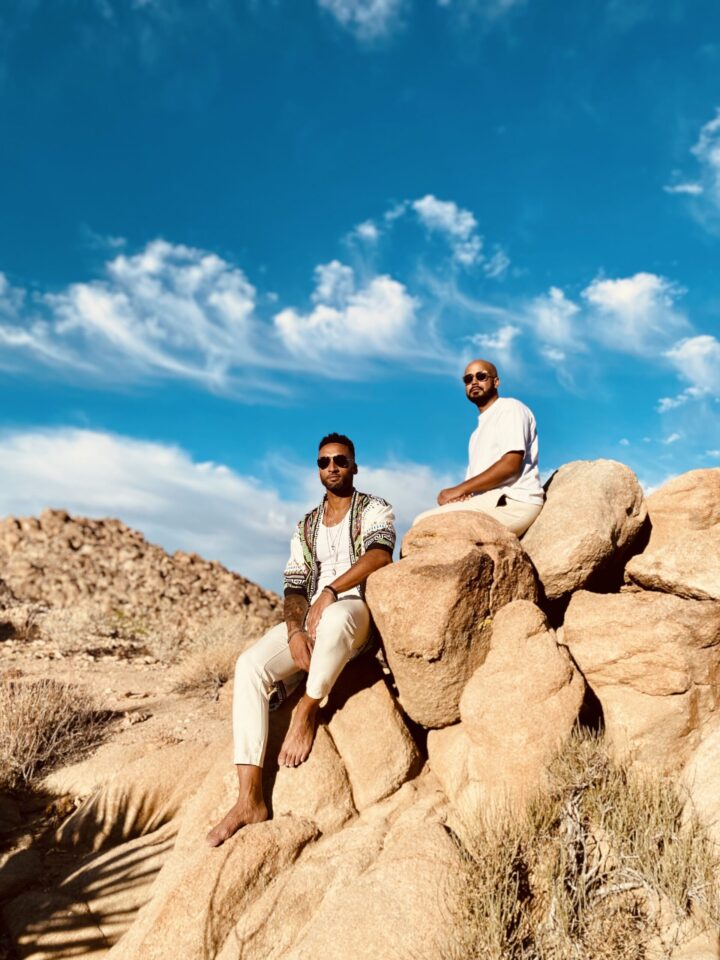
[1,0,719,590]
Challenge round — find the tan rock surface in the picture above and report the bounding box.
[428,600,584,825]
[521,459,648,600]
[680,719,720,847]
[625,527,720,601]
[325,657,422,810]
[644,468,720,551]
[107,817,318,960]
[217,779,466,960]
[366,511,538,728]
[43,738,170,797]
[55,739,215,851]
[564,590,720,772]
[4,822,176,960]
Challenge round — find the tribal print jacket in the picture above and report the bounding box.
[283,490,396,602]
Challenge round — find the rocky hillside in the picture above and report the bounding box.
[2,464,720,960]
[0,509,281,654]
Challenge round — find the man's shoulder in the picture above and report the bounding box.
[355,491,393,511]
[496,397,537,420]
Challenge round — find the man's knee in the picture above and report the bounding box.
[314,601,369,649]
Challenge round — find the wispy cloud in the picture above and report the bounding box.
[581,273,688,355]
[411,194,483,266]
[316,0,407,40]
[662,182,703,196]
[665,334,720,395]
[665,108,720,225]
[274,259,449,371]
[353,194,510,276]
[0,426,452,590]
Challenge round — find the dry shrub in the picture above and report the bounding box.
[0,678,107,789]
[172,633,254,696]
[451,730,720,960]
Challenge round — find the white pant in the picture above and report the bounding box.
[413,489,543,537]
[232,598,371,766]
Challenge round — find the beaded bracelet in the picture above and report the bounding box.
[323,585,339,600]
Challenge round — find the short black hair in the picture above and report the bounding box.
[318,432,355,460]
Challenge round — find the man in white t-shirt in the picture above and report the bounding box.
[207,432,396,847]
[413,358,544,536]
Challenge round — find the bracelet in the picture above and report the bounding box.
[287,627,305,642]
[323,585,339,600]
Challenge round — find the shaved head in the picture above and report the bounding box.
[464,358,498,378]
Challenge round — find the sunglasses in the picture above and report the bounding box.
[317,454,353,469]
[462,371,494,385]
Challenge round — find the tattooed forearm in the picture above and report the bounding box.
[283,594,309,632]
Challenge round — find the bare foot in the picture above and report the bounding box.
[278,697,320,767]
[206,799,268,847]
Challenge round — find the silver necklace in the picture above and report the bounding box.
[324,512,347,576]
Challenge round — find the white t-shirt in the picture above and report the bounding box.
[465,397,544,505]
[312,513,360,603]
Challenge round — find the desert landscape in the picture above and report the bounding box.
[1,461,719,960]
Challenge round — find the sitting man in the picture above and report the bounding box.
[413,358,544,536]
[207,432,395,847]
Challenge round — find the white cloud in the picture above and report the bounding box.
[526,286,581,349]
[317,0,406,40]
[0,239,291,394]
[274,260,444,369]
[665,335,720,395]
[662,432,682,445]
[483,248,510,279]
[353,220,380,242]
[581,272,688,355]
[0,427,453,591]
[706,449,720,459]
[469,323,520,369]
[619,438,630,446]
[412,194,483,266]
[691,108,720,210]
[663,182,703,196]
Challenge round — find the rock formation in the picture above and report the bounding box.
[3,463,720,960]
[428,599,585,827]
[521,459,648,602]
[365,511,538,727]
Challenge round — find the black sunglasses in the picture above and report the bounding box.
[317,454,353,469]
[462,371,494,384]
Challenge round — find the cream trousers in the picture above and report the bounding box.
[232,598,371,766]
[413,490,543,537]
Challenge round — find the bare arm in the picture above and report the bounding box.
[437,451,524,506]
[283,592,312,671]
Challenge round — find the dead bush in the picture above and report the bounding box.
[0,678,107,789]
[172,635,253,696]
[450,730,720,960]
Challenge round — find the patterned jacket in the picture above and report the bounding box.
[283,490,396,602]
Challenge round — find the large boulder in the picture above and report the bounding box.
[216,779,468,960]
[325,658,422,810]
[521,460,648,602]
[366,512,538,728]
[625,527,720,601]
[680,719,720,848]
[106,816,319,960]
[624,468,720,602]
[643,468,720,552]
[564,591,720,773]
[427,600,584,826]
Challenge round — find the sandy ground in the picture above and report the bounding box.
[0,630,234,960]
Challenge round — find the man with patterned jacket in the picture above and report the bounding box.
[207,432,395,846]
